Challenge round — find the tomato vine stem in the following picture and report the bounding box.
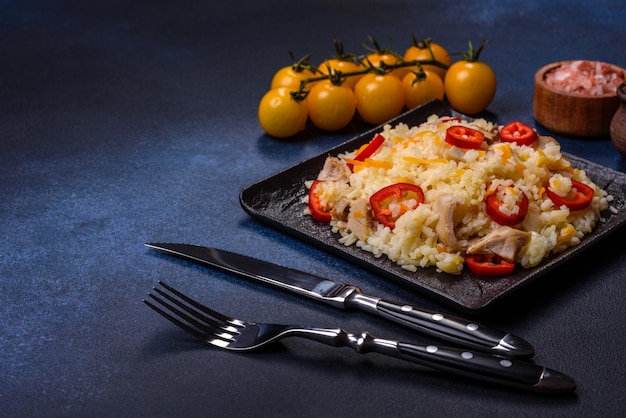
[289,52,318,74]
[291,57,448,101]
[462,40,489,62]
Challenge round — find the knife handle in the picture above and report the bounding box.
[347,293,534,358]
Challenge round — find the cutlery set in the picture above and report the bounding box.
[143,242,576,394]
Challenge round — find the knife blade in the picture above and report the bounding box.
[145,242,535,358]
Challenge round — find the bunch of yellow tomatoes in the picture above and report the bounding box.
[258,37,497,138]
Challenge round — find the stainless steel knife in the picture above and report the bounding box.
[145,242,535,358]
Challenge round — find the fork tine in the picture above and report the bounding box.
[151,282,241,333]
[156,281,241,327]
[143,296,206,340]
[149,287,229,332]
[145,290,225,335]
[143,282,239,344]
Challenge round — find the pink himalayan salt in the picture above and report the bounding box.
[544,60,624,96]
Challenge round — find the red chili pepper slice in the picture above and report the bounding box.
[348,133,385,171]
[465,254,515,276]
[545,179,594,211]
[369,183,424,229]
[485,183,529,226]
[444,125,485,149]
[500,121,538,146]
[308,180,332,222]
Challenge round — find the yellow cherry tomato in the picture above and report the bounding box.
[306,80,357,131]
[258,87,308,138]
[444,60,497,114]
[271,65,317,90]
[444,41,496,115]
[403,39,451,80]
[402,70,445,109]
[317,58,364,90]
[354,73,405,125]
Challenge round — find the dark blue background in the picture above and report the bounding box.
[2,1,625,416]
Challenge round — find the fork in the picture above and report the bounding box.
[143,281,576,394]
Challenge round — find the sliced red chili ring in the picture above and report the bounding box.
[308,180,332,222]
[347,133,385,171]
[369,183,424,229]
[545,179,594,211]
[465,254,515,276]
[500,121,538,146]
[485,183,529,226]
[444,125,485,149]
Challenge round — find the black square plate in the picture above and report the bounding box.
[240,101,626,311]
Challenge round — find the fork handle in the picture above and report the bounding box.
[296,328,575,394]
[392,340,575,394]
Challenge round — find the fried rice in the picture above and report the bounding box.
[304,115,613,275]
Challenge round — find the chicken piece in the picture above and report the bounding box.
[443,146,468,161]
[467,226,531,261]
[346,198,371,242]
[534,135,558,150]
[434,194,464,247]
[317,155,351,183]
[332,197,351,222]
[534,135,572,171]
[479,124,500,145]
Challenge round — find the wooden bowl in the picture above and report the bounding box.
[533,61,626,138]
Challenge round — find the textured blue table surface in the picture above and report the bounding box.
[2,1,625,416]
